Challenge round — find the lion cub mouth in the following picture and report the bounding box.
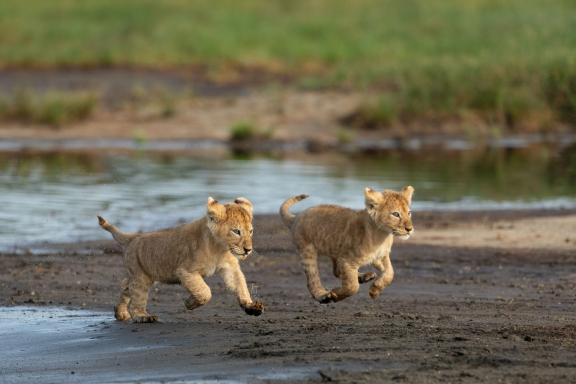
[231,249,250,260]
[393,230,412,240]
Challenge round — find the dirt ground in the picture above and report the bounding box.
[0,69,363,144]
[1,210,575,383]
[0,88,363,143]
[2,69,572,148]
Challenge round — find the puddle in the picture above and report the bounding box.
[0,306,329,384]
[102,366,331,384]
[0,306,109,335]
[1,146,575,252]
[0,306,112,374]
[121,381,242,384]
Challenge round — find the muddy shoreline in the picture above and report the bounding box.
[1,69,574,151]
[1,211,575,383]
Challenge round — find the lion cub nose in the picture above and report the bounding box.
[244,247,252,254]
[405,226,413,233]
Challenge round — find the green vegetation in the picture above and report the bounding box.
[229,122,273,141]
[230,122,256,141]
[344,66,574,132]
[0,92,96,128]
[1,1,573,79]
[0,0,575,130]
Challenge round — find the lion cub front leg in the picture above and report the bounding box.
[177,269,212,311]
[369,254,394,299]
[219,257,264,316]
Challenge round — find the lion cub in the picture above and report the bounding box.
[98,197,263,323]
[280,186,414,303]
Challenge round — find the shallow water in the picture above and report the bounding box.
[0,306,108,335]
[0,306,326,384]
[0,145,575,251]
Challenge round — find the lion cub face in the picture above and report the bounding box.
[365,186,414,239]
[207,197,254,259]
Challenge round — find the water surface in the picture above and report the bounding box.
[0,306,317,384]
[1,145,574,251]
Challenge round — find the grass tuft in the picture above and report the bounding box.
[0,91,96,128]
[229,122,273,141]
[230,122,257,141]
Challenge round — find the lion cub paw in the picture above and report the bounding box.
[318,291,338,304]
[184,297,206,311]
[114,305,131,322]
[369,286,382,300]
[132,314,158,323]
[242,301,264,316]
[359,272,377,284]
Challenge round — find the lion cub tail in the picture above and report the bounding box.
[97,216,136,246]
[279,194,309,227]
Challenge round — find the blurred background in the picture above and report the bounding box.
[0,0,575,251]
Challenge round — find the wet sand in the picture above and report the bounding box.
[1,211,576,383]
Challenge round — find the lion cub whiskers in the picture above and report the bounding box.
[280,186,414,304]
[98,196,263,323]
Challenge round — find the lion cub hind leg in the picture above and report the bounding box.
[114,278,132,321]
[300,245,334,303]
[327,262,360,302]
[177,270,212,311]
[127,274,157,323]
[358,272,377,284]
[332,261,376,284]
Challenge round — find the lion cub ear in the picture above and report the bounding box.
[364,187,381,209]
[401,186,414,204]
[207,197,226,222]
[234,197,253,216]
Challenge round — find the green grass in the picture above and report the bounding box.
[345,63,576,132]
[0,0,575,130]
[229,122,257,141]
[0,92,96,128]
[0,1,573,78]
[229,122,273,141]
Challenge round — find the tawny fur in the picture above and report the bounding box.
[98,196,263,323]
[280,186,414,303]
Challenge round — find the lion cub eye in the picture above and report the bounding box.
[249,228,254,235]
[231,229,241,236]
[391,212,400,218]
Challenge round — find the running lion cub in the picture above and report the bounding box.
[280,186,414,303]
[98,197,263,323]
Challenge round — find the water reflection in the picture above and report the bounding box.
[0,146,574,251]
[344,145,574,202]
[550,143,576,186]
